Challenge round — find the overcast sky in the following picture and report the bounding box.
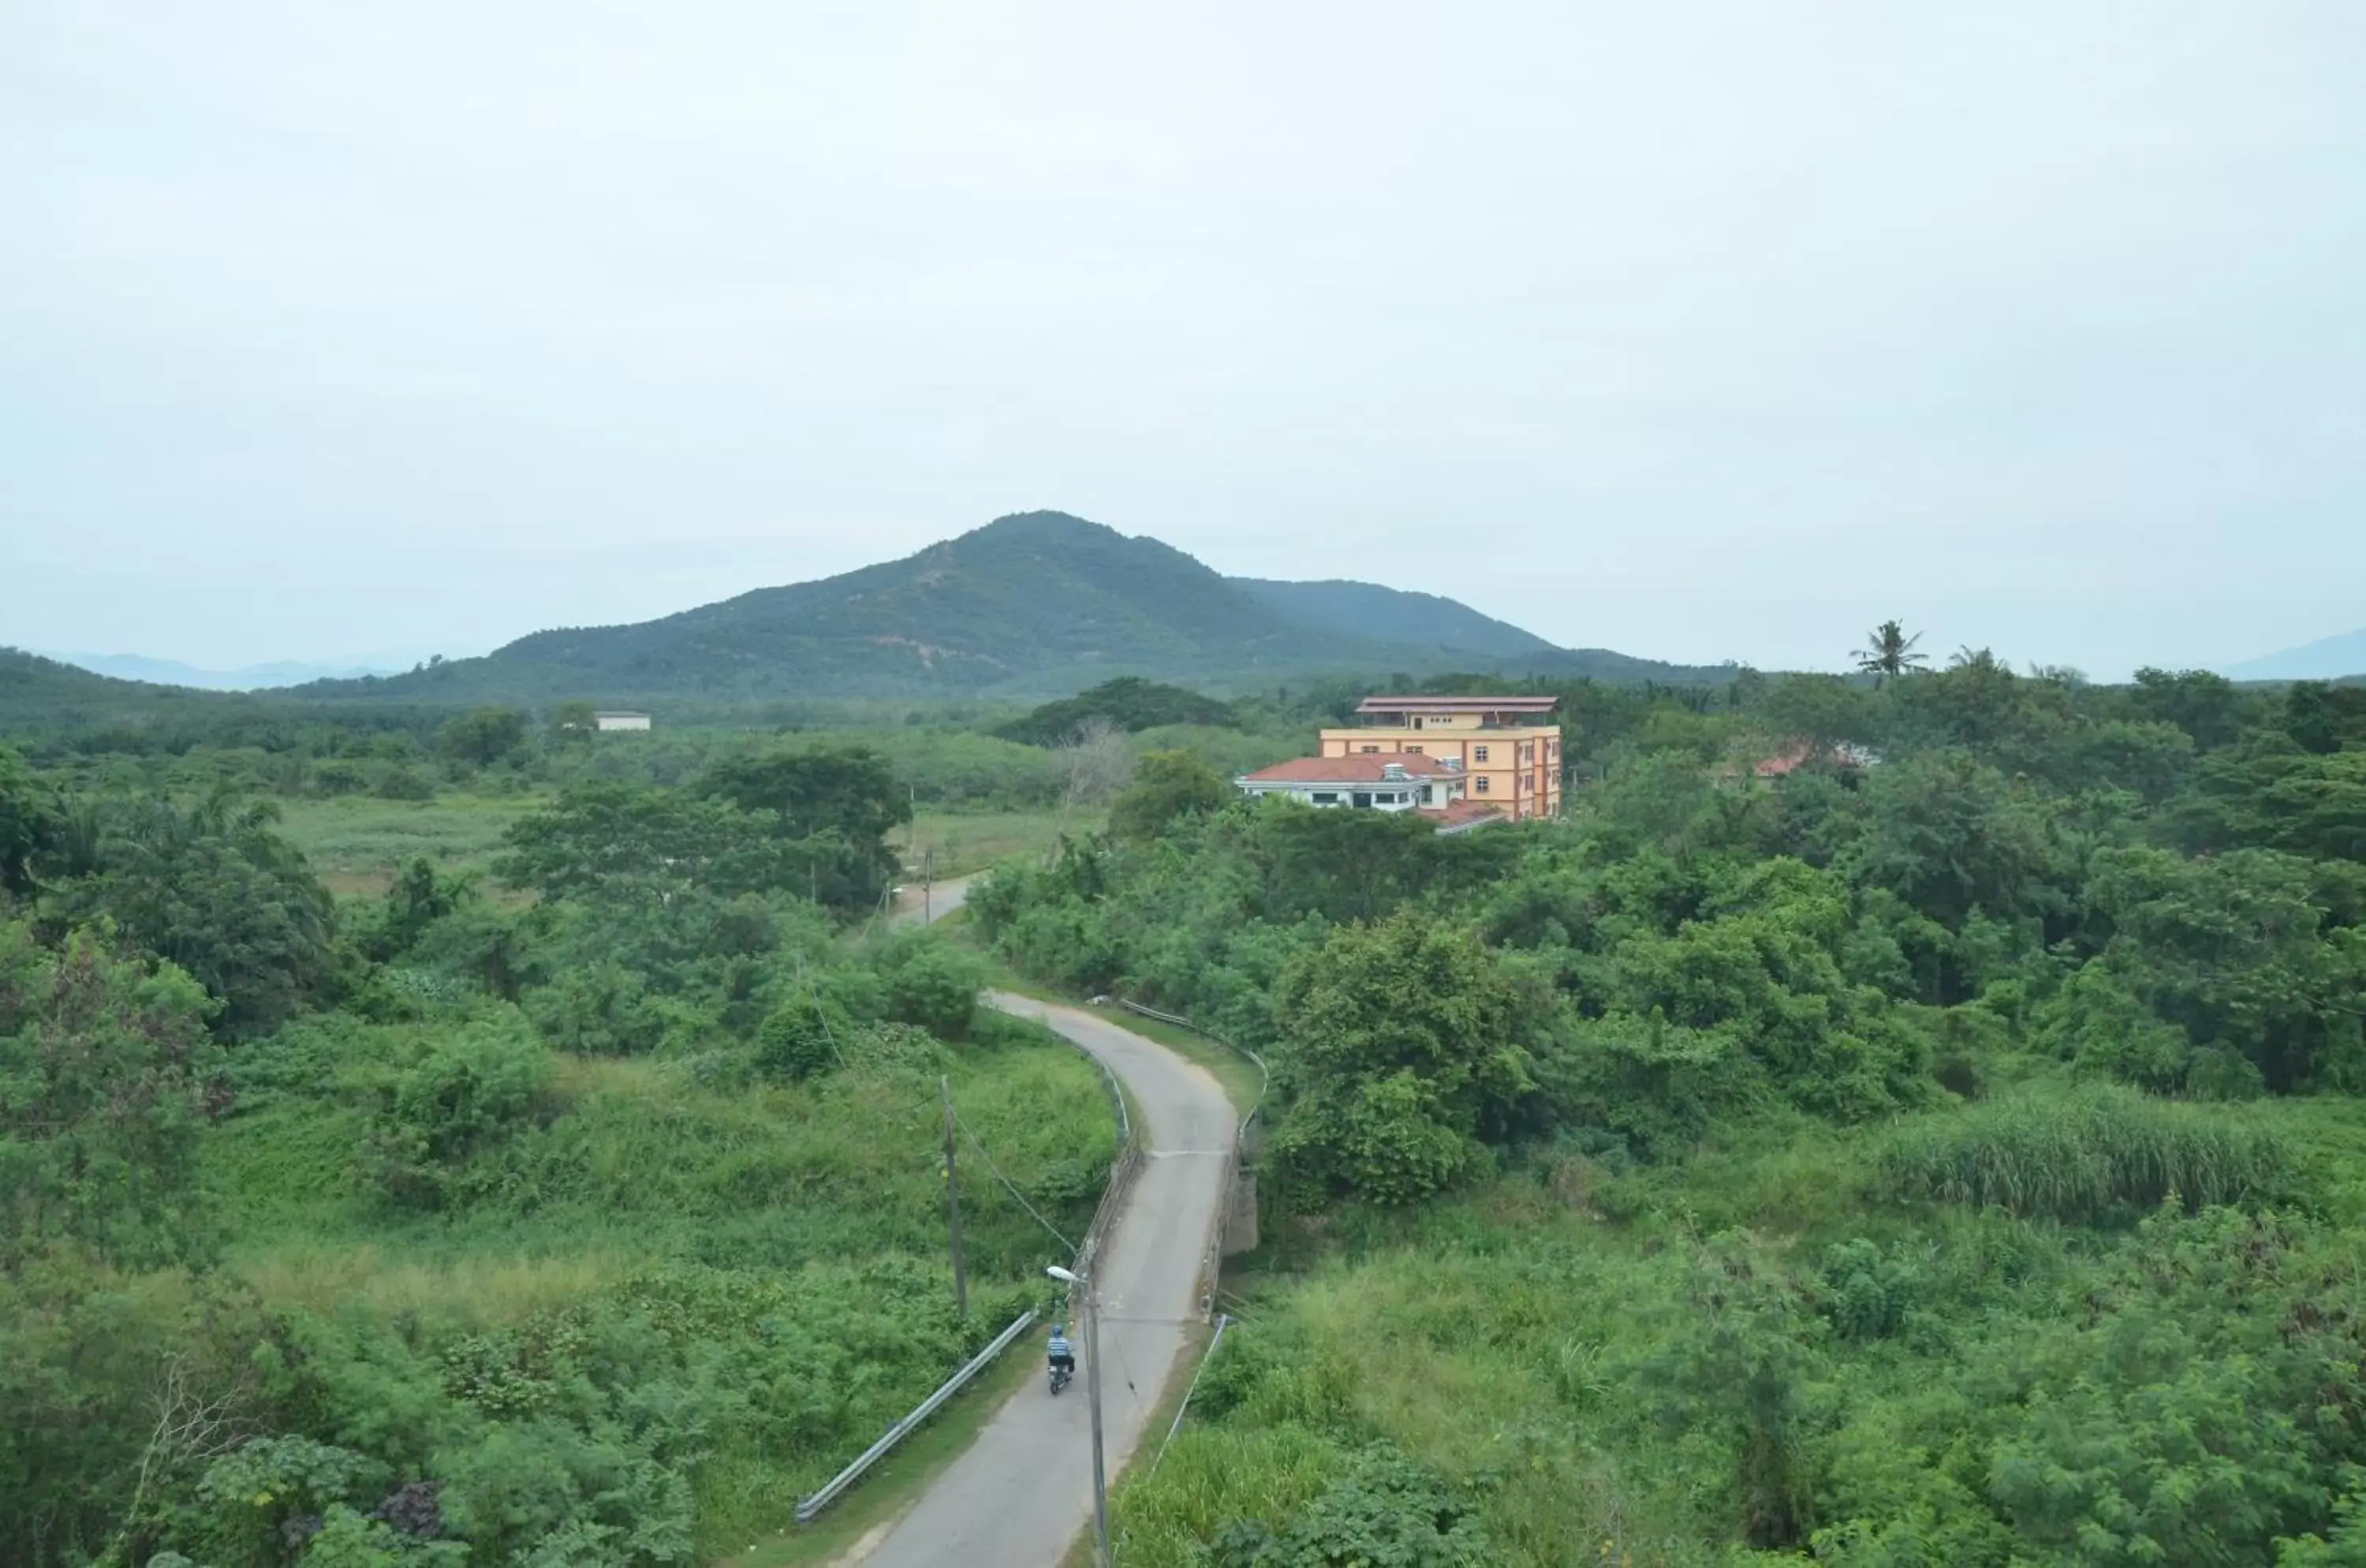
[6,2,2362,681]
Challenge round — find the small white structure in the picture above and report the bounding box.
[594,711,652,733]
[1233,752,1464,811]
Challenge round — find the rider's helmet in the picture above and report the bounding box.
[1052,1323,1067,1338]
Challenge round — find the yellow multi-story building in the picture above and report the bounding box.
[1318,695,1562,821]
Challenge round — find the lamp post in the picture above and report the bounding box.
[1046,1249,1109,1568]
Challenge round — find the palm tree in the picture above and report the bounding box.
[1854,621,1928,687]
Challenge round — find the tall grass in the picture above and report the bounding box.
[209,1019,1117,1320]
[272,793,543,894]
[1877,1086,2289,1223]
[233,1245,628,1325]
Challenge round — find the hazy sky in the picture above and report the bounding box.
[6,3,2363,680]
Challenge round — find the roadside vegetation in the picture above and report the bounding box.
[8,657,2366,1566]
[0,722,1120,1568]
[970,656,2366,1566]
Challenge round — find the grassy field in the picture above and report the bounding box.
[272,793,545,895]
[903,807,1081,879]
[272,795,1069,900]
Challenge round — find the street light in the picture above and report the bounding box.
[1047,1248,1110,1568]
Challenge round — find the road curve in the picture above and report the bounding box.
[849,983,1236,1567]
[890,872,979,927]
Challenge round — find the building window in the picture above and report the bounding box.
[1473,745,1490,763]
[1405,744,1422,753]
[1311,792,1338,804]
[1360,745,1381,754]
[1475,776,1490,793]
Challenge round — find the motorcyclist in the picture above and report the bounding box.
[1047,1323,1076,1382]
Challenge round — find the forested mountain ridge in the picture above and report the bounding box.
[1230,576,1559,659]
[291,511,1733,703]
[0,646,225,728]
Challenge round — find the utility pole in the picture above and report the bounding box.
[923,845,933,924]
[1048,1245,1110,1568]
[1082,1241,1109,1568]
[941,1076,968,1317]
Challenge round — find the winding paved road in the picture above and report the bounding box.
[852,882,1235,1566]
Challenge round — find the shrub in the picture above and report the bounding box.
[753,995,847,1080]
[374,767,435,801]
[367,1021,555,1209]
[1209,1446,1493,1568]
[871,936,985,1040]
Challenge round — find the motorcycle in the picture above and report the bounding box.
[1048,1361,1073,1396]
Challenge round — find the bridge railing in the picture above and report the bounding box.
[1113,999,1265,1320]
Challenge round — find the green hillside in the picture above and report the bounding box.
[1230,576,1558,659]
[295,512,1722,705]
[0,646,230,730]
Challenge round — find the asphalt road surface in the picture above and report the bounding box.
[890,872,977,927]
[848,967,1236,1564]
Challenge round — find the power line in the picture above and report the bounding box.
[950,1103,1075,1251]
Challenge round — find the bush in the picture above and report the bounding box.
[374,767,435,801]
[872,935,986,1040]
[1209,1446,1494,1568]
[754,995,847,1079]
[367,1020,555,1209]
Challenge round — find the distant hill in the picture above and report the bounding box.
[40,651,402,690]
[302,511,1728,705]
[995,677,1238,747]
[2226,626,2366,682]
[0,647,231,731]
[1230,578,1557,660]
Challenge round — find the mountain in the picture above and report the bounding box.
[0,647,231,730]
[1230,578,1558,659]
[305,511,1733,704]
[2226,626,2366,682]
[41,652,402,690]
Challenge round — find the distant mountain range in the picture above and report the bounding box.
[2226,626,2366,682]
[38,651,402,690]
[278,511,1735,704]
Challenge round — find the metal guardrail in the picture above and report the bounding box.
[794,1307,1040,1525]
[1071,1032,1141,1275]
[1114,999,1265,1320]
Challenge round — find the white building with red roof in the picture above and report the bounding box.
[1233,751,1504,832]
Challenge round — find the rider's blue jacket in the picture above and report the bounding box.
[1047,1331,1074,1360]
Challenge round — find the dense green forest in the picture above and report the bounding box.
[9,651,2366,1566]
[970,658,2366,1566]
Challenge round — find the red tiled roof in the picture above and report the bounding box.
[1753,742,1816,778]
[1417,799,1506,829]
[1356,694,1560,714]
[1239,752,1460,784]
[1749,741,1882,778]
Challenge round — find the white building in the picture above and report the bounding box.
[594,711,652,732]
[1234,752,1502,831]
